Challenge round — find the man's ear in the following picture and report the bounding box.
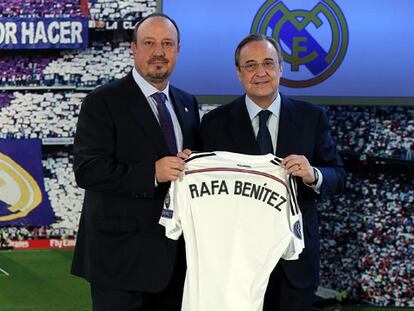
[130,42,137,55]
[236,67,242,81]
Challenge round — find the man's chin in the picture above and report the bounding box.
[148,72,170,84]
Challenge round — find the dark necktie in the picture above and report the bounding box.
[152,92,178,154]
[257,110,273,155]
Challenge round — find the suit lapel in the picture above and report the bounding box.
[124,72,170,156]
[169,86,191,148]
[276,94,298,158]
[228,97,259,155]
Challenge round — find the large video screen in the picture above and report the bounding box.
[163,0,413,97]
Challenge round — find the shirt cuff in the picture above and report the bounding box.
[305,167,323,194]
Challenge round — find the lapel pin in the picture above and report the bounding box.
[184,107,189,112]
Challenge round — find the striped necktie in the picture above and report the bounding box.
[152,92,178,154]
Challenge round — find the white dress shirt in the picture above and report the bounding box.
[244,93,322,192]
[245,94,281,154]
[132,67,183,152]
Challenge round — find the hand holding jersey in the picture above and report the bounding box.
[282,154,317,185]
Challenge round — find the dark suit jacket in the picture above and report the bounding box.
[71,71,200,292]
[200,94,345,288]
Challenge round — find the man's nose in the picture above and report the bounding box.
[153,43,165,55]
[255,63,267,75]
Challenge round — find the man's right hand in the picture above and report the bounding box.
[177,148,192,160]
[155,156,185,183]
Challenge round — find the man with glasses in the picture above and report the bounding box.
[200,33,345,311]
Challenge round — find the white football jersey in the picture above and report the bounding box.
[159,151,304,311]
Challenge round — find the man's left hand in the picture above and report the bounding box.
[282,154,315,184]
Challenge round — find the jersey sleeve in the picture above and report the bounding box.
[159,178,185,240]
[282,175,305,260]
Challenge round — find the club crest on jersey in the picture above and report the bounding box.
[294,221,302,239]
[251,0,349,88]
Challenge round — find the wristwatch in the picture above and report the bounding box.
[310,167,319,186]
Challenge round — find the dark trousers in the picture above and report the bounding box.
[91,283,184,311]
[91,243,186,311]
[263,264,316,311]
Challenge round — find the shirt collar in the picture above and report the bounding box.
[245,93,281,121]
[132,67,170,100]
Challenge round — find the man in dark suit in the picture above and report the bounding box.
[71,13,200,311]
[200,34,345,311]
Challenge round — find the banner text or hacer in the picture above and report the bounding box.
[0,17,88,49]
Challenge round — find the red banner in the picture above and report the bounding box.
[10,239,76,249]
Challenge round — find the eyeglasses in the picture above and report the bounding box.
[239,60,279,72]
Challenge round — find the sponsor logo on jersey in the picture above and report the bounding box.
[0,153,42,221]
[294,220,302,239]
[251,0,348,88]
[236,164,252,168]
